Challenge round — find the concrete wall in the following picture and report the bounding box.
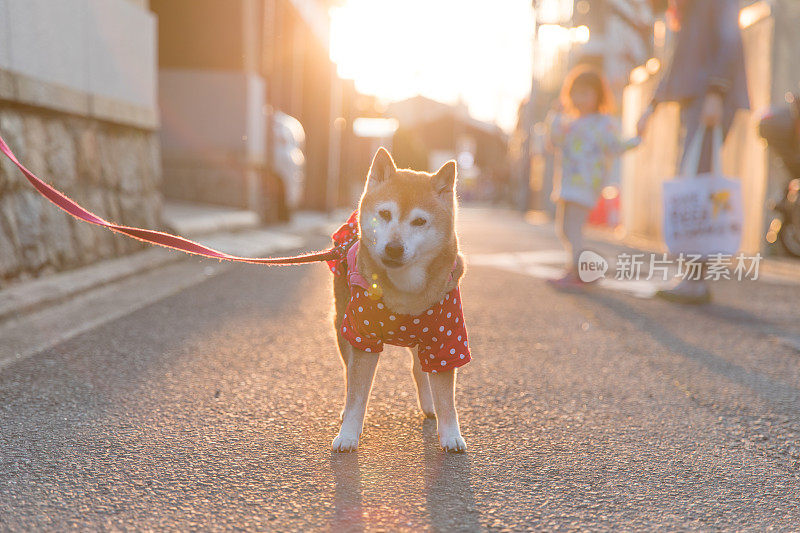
[0,0,157,128]
[0,0,161,286]
[125,0,150,11]
[151,0,272,211]
[159,70,266,162]
[152,0,247,72]
[151,0,341,213]
[158,69,267,209]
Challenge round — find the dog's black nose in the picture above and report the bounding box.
[384,242,404,259]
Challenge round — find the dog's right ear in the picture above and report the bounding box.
[366,147,396,188]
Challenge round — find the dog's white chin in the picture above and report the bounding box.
[366,243,432,294]
[385,260,430,293]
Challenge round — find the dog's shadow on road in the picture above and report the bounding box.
[328,419,480,531]
[421,418,481,531]
[329,451,365,531]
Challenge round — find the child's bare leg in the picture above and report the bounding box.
[555,201,570,269]
[559,201,590,273]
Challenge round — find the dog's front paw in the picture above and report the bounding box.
[332,432,360,452]
[438,430,467,453]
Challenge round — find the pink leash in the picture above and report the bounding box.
[0,133,343,265]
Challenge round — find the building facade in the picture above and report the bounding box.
[152,0,345,217]
[0,0,161,286]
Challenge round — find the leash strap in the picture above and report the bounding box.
[0,133,343,265]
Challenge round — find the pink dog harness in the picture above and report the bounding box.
[328,212,471,373]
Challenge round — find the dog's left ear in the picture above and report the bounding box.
[366,147,397,188]
[432,160,457,197]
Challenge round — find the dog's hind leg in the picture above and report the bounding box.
[409,347,436,418]
[428,369,467,453]
[333,273,351,421]
[332,273,351,368]
[335,333,350,423]
[332,347,379,452]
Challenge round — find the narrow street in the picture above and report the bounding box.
[1,207,799,530]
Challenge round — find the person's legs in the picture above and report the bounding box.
[555,200,591,273]
[554,200,572,272]
[658,100,735,304]
[562,201,591,272]
[551,201,591,288]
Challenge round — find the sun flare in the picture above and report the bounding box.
[329,0,534,131]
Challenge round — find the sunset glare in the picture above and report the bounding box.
[329,0,534,131]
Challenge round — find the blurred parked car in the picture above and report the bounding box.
[269,111,306,219]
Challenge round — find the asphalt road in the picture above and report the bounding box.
[1,207,799,531]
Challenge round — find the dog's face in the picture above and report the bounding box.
[358,148,457,270]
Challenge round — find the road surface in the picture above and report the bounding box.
[1,207,799,530]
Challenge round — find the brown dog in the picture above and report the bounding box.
[329,148,470,452]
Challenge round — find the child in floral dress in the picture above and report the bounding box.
[546,65,640,288]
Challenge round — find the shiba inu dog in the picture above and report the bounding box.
[328,148,471,453]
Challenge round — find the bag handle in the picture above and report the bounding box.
[711,126,723,175]
[680,125,723,177]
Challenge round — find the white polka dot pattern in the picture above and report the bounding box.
[339,285,471,372]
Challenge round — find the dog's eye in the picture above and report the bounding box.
[411,217,427,227]
[379,210,392,222]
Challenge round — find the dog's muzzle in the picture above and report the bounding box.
[382,242,405,267]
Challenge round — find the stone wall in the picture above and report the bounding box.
[0,105,161,287]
